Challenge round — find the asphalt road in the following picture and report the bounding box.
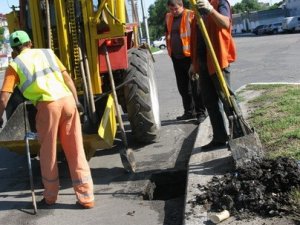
[231,33,300,90]
[0,33,300,225]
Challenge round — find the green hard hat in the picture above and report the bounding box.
[9,30,31,47]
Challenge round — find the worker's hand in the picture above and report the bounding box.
[188,65,199,81]
[188,65,194,79]
[196,0,213,15]
[0,117,3,128]
[76,102,84,116]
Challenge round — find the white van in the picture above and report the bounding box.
[282,16,300,32]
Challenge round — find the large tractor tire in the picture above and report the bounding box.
[123,47,160,143]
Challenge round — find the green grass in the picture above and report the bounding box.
[290,188,300,211]
[150,46,160,53]
[243,84,300,160]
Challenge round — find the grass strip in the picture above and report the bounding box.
[242,84,300,160]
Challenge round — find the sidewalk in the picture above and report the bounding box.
[184,117,231,225]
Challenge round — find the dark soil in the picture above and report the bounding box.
[191,157,300,220]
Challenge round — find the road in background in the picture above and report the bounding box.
[231,33,300,90]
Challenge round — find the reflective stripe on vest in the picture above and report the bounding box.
[180,11,191,39]
[11,49,71,104]
[14,50,61,93]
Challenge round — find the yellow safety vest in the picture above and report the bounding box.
[10,49,72,105]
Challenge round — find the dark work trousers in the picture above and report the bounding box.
[171,56,205,115]
[190,76,207,116]
[199,64,232,142]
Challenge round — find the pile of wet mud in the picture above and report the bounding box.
[192,157,300,220]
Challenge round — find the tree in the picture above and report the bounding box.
[0,27,5,51]
[148,0,191,41]
[269,0,284,10]
[232,0,265,14]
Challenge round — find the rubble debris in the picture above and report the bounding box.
[191,157,300,220]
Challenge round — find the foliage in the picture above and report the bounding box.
[0,26,5,51]
[232,0,266,14]
[269,0,284,10]
[148,0,191,41]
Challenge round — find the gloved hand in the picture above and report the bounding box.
[196,0,213,15]
[76,102,85,116]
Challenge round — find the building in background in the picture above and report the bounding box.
[0,13,11,69]
[232,0,300,33]
[284,0,300,16]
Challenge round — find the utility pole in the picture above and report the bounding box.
[140,0,150,46]
[134,1,143,41]
[129,0,139,47]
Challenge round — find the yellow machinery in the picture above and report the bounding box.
[1,0,160,163]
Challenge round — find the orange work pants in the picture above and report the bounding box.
[36,95,94,205]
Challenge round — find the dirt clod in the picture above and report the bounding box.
[191,157,300,220]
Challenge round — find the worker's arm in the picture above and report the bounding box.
[62,70,79,104]
[61,70,84,114]
[0,66,18,127]
[208,9,230,29]
[0,92,11,127]
[195,0,230,29]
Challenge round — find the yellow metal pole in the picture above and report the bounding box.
[81,0,102,94]
[189,0,231,106]
[53,0,72,72]
[116,0,126,24]
[28,0,44,47]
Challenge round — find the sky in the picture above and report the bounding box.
[1,0,282,15]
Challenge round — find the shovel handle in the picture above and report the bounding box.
[189,0,232,106]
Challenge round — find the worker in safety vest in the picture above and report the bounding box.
[165,0,207,124]
[190,0,236,150]
[0,30,95,209]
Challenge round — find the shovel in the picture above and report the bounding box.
[103,45,136,173]
[190,0,264,168]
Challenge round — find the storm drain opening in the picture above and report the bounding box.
[143,170,187,201]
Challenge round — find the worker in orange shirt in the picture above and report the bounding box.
[190,0,236,150]
[0,30,94,209]
[165,0,207,124]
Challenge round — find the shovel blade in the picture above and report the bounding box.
[229,131,264,168]
[120,148,136,173]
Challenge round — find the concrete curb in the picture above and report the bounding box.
[235,82,300,93]
[183,82,300,225]
[152,50,164,55]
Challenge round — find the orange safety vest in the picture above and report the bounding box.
[165,9,194,57]
[191,0,236,75]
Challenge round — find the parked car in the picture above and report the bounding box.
[266,23,283,34]
[153,36,166,49]
[257,25,269,35]
[252,25,265,35]
[282,16,300,33]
